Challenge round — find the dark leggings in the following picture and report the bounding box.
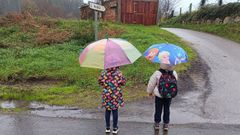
[105,109,118,129]
[154,96,172,124]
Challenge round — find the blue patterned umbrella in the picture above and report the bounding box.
[143,43,188,66]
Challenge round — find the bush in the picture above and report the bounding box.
[163,2,240,24]
[195,5,219,20]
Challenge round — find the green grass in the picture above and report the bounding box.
[0,18,196,108]
[162,23,240,43]
[0,108,26,113]
[0,26,35,48]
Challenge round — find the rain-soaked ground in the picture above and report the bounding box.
[1,114,240,135]
[1,28,240,135]
[164,28,240,124]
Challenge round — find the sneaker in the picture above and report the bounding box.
[163,124,169,131]
[154,123,160,130]
[105,128,110,133]
[112,128,119,134]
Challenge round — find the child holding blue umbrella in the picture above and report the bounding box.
[147,64,178,131]
[98,66,126,134]
[144,43,188,131]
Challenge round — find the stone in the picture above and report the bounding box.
[201,19,206,24]
[234,16,240,23]
[206,19,212,24]
[223,16,234,24]
[215,18,222,24]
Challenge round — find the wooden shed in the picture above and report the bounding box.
[80,0,159,25]
[121,0,159,25]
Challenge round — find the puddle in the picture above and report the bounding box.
[0,100,33,109]
[1,101,16,109]
[30,102,101,119]
[0,100,102,119]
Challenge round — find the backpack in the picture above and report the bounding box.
[158,69,178,98]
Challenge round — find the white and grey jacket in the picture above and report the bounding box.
[147,70,178,98]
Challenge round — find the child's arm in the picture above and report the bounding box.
[173,71,178,80]
[147,71,158,94]
[98,73,104,87]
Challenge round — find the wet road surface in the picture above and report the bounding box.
[163,28,240,124]
[1,114,240,135]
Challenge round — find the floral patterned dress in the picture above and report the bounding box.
[98,67,126,110]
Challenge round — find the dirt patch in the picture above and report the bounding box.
[39,18,59,29]
[0,76,61,87]
[98,27,125,39]
[0,12,73,46]
[0,12,39,31]
[0,13,24,26]
[36,26,72,45]
[178,56,210,94]
[0,43,8,48]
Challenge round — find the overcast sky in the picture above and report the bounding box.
[83,0,239,14]
[83,0,94,3]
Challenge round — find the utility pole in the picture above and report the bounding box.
[218,0,223,6]
[180,7,182,16]
[189,3,192,13]
[170,10,174,18]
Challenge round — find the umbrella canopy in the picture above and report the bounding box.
[79,38,141,69]
[143,43,188,66]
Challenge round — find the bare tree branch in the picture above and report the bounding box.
[158,0,178,18]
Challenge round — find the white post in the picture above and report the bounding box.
[94,11,98,41]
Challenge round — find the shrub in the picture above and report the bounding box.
[163,2,240,24]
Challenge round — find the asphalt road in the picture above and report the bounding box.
[1,114,240,135]
[163,28,240,124]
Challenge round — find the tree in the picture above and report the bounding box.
[218,0,223,6]
[200,0,207,7]
[158,0,179,19]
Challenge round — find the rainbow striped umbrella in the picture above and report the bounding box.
[79,38,141,69]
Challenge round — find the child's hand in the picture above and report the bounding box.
[149,93,154,97]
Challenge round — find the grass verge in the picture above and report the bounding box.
[161,23,240,43]
[0,16,196,108]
